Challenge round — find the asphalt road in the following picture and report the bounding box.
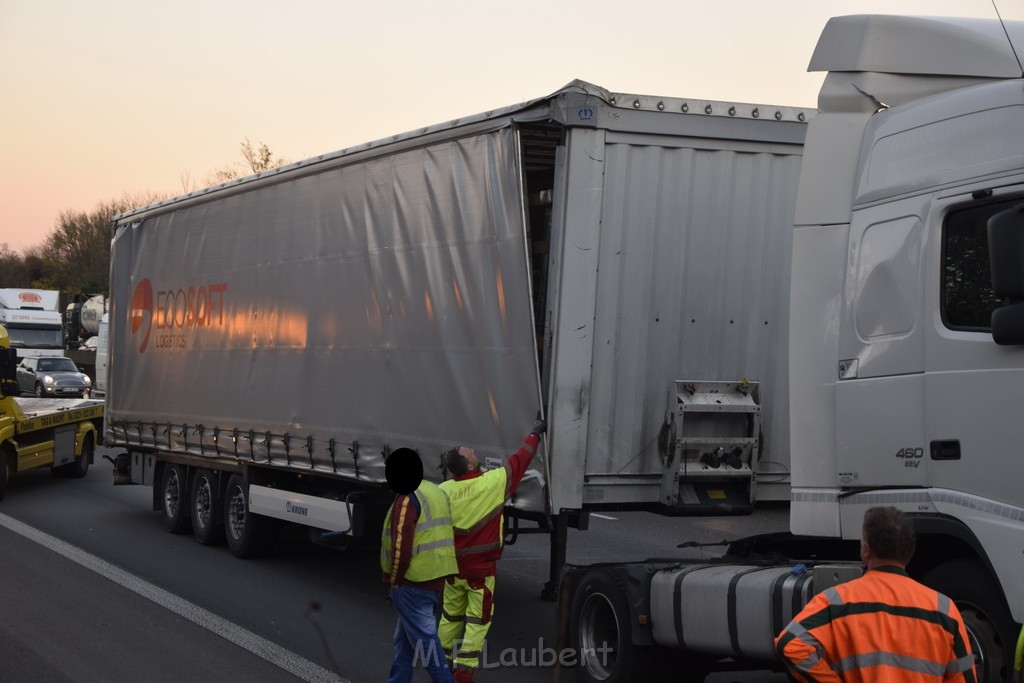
[0,443,791,682]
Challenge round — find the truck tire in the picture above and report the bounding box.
[924,559,1018,683]
[224,474,278,558]
[161,463,190,534]
[190,468,225,546]
[53,434,92,478]
[569,569,672,683]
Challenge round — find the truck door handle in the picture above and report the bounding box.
[930,440,961,460]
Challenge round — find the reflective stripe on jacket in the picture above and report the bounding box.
[380,481,458,583]
[775,565,976,683]
[440,465,509,560]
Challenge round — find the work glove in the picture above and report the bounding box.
[531,418,547,437]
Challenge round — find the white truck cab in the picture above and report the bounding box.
[790,9,1024,602]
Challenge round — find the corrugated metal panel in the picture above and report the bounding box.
[583,136,802,486]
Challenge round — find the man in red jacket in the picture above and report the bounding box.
[437,419,546,683]
[776,506,976,682]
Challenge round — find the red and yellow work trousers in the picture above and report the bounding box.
[439,575,496,680]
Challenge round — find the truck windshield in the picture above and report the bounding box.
[5,326,63,349]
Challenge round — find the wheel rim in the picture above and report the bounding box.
[194,477,213,530]
[164,469,181,518]
[227,485,246,540]
[579,592,620,680]
[959,604,1002,682]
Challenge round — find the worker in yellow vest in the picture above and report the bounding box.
[381,448,459,683]
[438,419,546,683]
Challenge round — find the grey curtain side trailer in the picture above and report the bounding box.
[106,81,811,581]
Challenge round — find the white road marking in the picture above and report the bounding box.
[0,512,349,683]
[590,513,618,521]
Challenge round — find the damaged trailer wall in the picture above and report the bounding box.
[546,129,804,511]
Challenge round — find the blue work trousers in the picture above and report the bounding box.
[387,585,454,683]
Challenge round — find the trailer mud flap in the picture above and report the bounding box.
[248,484,352,533]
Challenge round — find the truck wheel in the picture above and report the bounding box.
[190,468,225,545]
[569,569,664,683]
[924,559,1018,683]
[161,463,190,534]
[224,474,278,558]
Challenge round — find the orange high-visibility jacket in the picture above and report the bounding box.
[775,565,976,683]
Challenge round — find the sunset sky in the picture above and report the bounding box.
[2,0,1021,253]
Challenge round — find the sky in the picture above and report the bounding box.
[2,0,1022,253]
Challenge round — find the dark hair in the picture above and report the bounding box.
[444,448,470,476]
[862,506,916,564]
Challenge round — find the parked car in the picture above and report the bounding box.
[17,356,92,398]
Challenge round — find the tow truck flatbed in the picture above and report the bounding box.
[1,332,104,500]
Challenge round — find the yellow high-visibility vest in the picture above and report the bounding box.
[439,467,508,556]
[381,481,458,583]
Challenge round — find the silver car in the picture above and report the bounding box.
[17,356,92,398]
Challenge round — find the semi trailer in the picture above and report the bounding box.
[105,77,810,571]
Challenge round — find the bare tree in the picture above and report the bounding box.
[0,243,30,288]
[179,170,198,194]
[203,137,289,186]
[0,244,49,289]
[40,192,164,296]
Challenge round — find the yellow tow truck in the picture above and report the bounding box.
[0,325,103,501]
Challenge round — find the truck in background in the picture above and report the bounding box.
[92,311,108,397]
[0,289,64,359]
[557,14,1024,683]
[0,325,103,501]
[63,294,106,381]
[105,80,810,569]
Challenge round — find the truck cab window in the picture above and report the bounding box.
[942,198,1021,330]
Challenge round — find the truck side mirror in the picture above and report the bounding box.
[987,204,1024,345]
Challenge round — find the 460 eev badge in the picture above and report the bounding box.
[895,447,925,468]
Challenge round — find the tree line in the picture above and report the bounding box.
[1,139,287,298]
